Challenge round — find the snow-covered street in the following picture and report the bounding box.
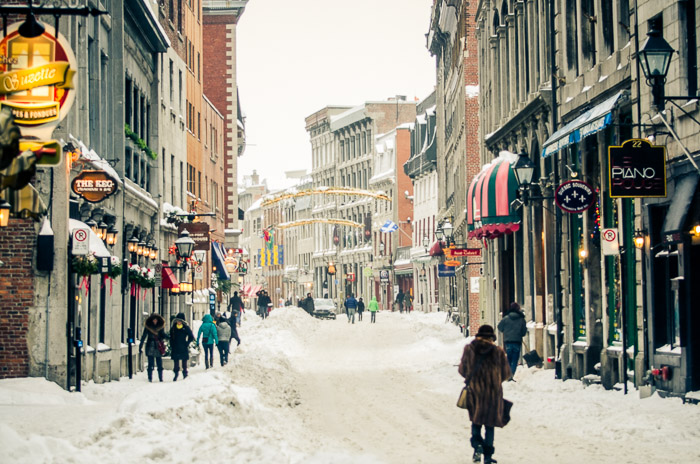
[2,308,700,463]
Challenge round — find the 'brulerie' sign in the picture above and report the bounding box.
[608,139,667,198]
[71,170,118,203]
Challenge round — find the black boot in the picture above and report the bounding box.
[483,445,496,463]
[472,445,482,462]
[147,369,153,382]
[158,370,163,382]
[183,370,188,379]
[173,371,179,382]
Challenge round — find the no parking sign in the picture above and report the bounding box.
[602,228,619,256]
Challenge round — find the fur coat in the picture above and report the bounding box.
[458,337,511,427]
[139,314,167,358]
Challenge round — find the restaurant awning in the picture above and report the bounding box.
[467,158,521,240]
[161,266,179,289]
[428,240,444,256]
[241,283,262,297]
[211,242,230,281]
[542,91,626,158]
[662,173,699,238]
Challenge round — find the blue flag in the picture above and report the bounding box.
[380,220,399,233]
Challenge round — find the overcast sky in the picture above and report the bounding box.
[236,0,436,191]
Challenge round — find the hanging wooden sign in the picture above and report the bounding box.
[71,170,118,203]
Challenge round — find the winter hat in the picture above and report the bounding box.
[476,324,497,341]
[509,302,521,313]
[176,312,186,320]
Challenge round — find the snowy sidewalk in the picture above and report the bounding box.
[1,309,699,463]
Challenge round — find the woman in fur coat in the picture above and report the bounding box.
[458,325,511,464]
[139,313,168,382]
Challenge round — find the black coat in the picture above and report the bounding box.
[302,297,314,314]
[229,295,243,314]
[169,317,195,360]
[357,301,365,312]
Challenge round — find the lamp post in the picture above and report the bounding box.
[126,234,139,379]
[174,229,195,317]
[512,152,538,323]
[638,30,675,111]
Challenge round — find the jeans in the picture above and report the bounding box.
[471,423,494,449]
[217,341,229,365]
[358,311,363,321]
[505,342,521,377]
[202,344,214,368]
[371,312,376,323]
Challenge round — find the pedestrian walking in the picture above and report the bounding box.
[170,312,195,381]
[357,297,365,321]
[302,292,315,316]
[368,296,379,323]
[216,313,232,366]
[395,289,405,313]
[345,293,358,324]
[138,313,168,382]
[458,325,511,464]
[497,302,527,380]
[197,313,218,369]
[229,291,244,327]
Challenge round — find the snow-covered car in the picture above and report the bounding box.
[312,298,337,320]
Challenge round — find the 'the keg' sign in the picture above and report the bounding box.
[608,139,666,198]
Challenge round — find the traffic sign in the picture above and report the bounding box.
[72,228,90,255]
[194,265,203,280]
[154,263,162,286]
[601,228,619,256]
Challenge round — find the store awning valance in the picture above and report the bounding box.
[542,91,625,158]
[467,159,521,240]
[211,242,230,281]
[161,266,179,289]
[242,283,262,297]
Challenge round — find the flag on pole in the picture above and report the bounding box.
[380,220,399,233]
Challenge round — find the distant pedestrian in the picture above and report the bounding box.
[395,289,405,313]
[139,313,167,382]
[458,325,511,464]
[197,314,218,369]
[216,314,232,366]
[357,297,365,321]
[229,291,244,327]
[302,292,315,316]
[368,296,379,323]
[345,293,358,324]
[170,312,195,381]
[497,302,527,379]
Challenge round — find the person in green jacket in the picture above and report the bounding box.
[197,314,219,369]
[368,296,379,323]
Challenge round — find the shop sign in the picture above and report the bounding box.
[225,257,238,273]
[0,22,78,143]
[346,272,355,282]
[363,266,373,277]
[438,264,455,277]
[555,180,596,213]
[443,260,460,266]
[178,223,210,251]
[71,170,118,203]
[450,248,481,257]
[609,139,667,198]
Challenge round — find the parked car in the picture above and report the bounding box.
[312,298,337,320]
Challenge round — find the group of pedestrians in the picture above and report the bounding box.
[457,301,528,463]
[255,289,273,319]
[343,294,379,323]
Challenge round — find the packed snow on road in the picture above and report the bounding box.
[1,308,699,463]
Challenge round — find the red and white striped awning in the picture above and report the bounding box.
[241,284,262,297]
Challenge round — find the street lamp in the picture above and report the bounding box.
[105,224,118,247]
[127,236,139,254]
[435,225,444,242]
[137,240,147,257]
[175,229,195,259]
[442,220,454,244]
[638,30,675,110]
[149,244,158,261]
[0,200,10,227]
[86,219,98,237]
[97,221,108,240]
[422,235,430,252]
[379,241,385,255]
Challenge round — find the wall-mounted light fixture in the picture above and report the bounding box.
[127,236,139,254]
[0,200,10,227]
[634,230,646,249]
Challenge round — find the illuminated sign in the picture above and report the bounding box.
[609,139,667,198]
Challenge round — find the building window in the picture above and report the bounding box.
[565,0,579,74]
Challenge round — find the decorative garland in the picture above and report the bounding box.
[261,186,390,207]
[128,264,156,300]
[276,218,363,229]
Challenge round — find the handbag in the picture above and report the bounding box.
[457,354,484,409]
[156,339,166,356]
[502,398,513,425]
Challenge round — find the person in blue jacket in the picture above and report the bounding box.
[197,313,218,369]
[345,293,358,324]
